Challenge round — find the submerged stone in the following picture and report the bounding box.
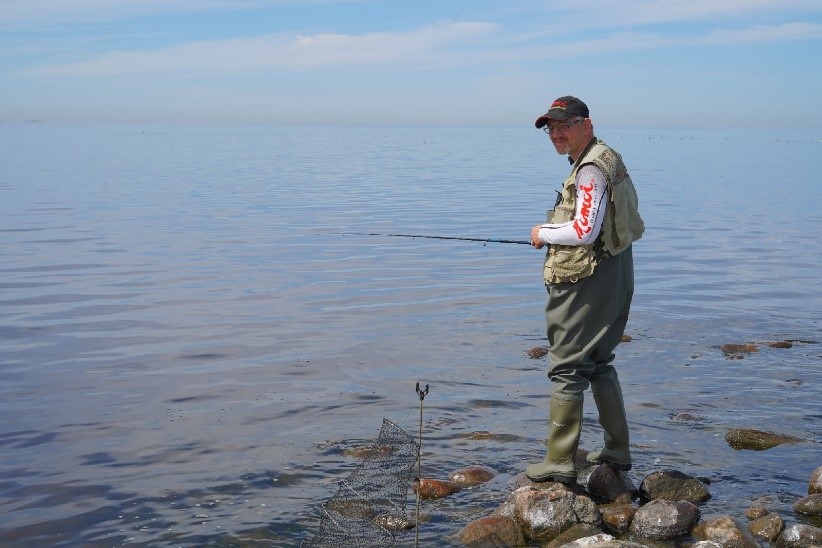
[692,515,759,547]
[725,428,803,450]
[449,465,495,487]
[720,343,758,354]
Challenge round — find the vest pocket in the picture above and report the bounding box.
[544,244,596,284]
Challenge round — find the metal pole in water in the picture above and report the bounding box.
[414,382,429,548]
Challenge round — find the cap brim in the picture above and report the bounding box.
[534,109,573,128]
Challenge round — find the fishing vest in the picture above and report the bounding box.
[543,139,644,284]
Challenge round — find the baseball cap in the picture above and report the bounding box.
[534,96,590,128]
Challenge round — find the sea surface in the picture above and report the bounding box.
[1,123,820,547]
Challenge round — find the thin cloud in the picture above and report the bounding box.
[30,20,822,79]
[0,0,341,25]
[32,21,499,77]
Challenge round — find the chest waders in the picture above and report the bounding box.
[526,139,642,484]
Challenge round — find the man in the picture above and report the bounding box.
[526,96,644,484]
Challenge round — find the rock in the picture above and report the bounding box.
[628,499,700,540]
[692,515,759,547]
[598,503,636,534]
[725,428,804,450]
[639,470,711,503]
[500,486,600,544]
[412,478,460,499]
[587,464,635,503]
[767,340,793,348]
[747,512,784,542]
[775,523,822,547]
[721,343,758,354]
[373,512,414,531]
[543,523,604,547]
[527,346,549,359]
[450,465,495,487]
[793,493,822,516]
[690,542,723,547]
[456,514,524,547]
[744,505,769,520]
[553,533,617,547]
[342,444,394,459]
[810,465,822,494]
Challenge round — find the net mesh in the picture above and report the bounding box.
[302,418,419,547]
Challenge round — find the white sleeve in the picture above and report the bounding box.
[537,164,608,246]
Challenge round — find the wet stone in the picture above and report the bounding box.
[500,486,601,544]
[412,478,460,500]
[372,512,414,531]
[639,469,711,503]
[629,499,701,540]
[776,523,822,547]
[342,444,394,459]
[449,465,495,487]
[598,502,637,534]
[725,428,804,451]
[748,512,784,542]
[527,346,550,359]
[586,464,636,504]
[692,515,759,548]
[456,514,524,547]
[720,343,758,354]
[810,465,822,494]
[793,493,822,516]
[543,523,606,547]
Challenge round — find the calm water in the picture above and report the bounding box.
[1,123,820,547]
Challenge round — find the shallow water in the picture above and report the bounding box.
[1,123,820,546]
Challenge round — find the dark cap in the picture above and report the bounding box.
[534,96,589,128]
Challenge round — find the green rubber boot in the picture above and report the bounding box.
[586,369,632,470]
[526,396,582,483]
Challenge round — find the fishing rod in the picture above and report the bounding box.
[331,231,531,246]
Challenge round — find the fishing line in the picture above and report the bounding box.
[330,231,531,246]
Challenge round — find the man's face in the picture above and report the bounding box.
[545,117,588,157]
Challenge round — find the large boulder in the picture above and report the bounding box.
[809,465,822,494]
[639,470,711,503]
[628,499,700,540]
[747,511,784,542]
[587,464,635,503]
[497,485,600,544]
[456,514,524,547]
[794,493,822,517]
[776,523,822,547]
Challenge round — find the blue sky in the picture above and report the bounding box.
[2,0,821,128]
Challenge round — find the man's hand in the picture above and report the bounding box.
[530,225,545,249]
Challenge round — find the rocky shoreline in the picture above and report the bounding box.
[412,452,822,547]
[414,452,822,548]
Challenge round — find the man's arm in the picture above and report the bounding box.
[531,164,608,247]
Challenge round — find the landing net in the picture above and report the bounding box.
[302,418,418,547]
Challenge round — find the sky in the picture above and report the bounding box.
[1,0,821,128]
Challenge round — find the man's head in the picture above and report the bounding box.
[534,96,589,128]
[535,96,593,159]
